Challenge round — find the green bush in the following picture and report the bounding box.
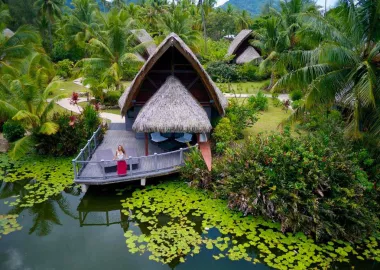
[51,41,84,62]
[290,90,303,101]
[247,91,269,111]
[236,63,269,81]
[2,120,25,142]
[56,59,74,79]
[104,91,121,106]
[271,93,282,107]
[184,112,380,242]
[82,105,101,138]
[35,109,101,156]
[213,118,235,150]
[292,99,303,109]
[226,99,257,139]
[206,61,239,82]
[181,148,211,189]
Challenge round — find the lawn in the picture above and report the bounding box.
[217,80,270,94]
[50,80,89,98]
[243,99,290,137]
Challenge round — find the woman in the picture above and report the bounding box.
[114,145,127,176]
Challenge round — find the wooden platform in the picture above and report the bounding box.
[73,123,196,185]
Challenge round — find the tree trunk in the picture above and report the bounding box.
[268,72,275,90]
[48,21,53,52]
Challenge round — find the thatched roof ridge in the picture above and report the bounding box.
[118,33,228,116]
[131,29,157,57]
[236,46,262,64]
[133,76,212,133]
[227,29,253,56]
[2,28,14,38]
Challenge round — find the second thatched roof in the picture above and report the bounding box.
[131,29,157,57]
[132,76,212,133]
[227,29,262,64]
[236,46,262,64]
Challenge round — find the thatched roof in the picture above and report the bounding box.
[2,28,14,38]
[131,29,157,57]
[227,29,253,56]
[227,29,262,63]
[132,76,212,133]
[118,33,228,116]
[236,46,262,64]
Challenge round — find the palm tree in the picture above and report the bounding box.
[82,8,140,91]
[236,10,253,32]
[0,78,64,159]
[61,0,100,49]
[158,6,201,52]
[34,0,64,51]
[0,25,40,76]
[274,0,380,138]
[253,16,289,89]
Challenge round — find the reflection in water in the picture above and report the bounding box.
[77,186,130,232]
[1,180,80,236]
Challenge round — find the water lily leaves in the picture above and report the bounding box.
[0,153,76,209]
[0,215,22,238]
[119,182,380,269]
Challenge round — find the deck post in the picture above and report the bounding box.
[154,153,158,171]
[196,133,200,149]
[81,184,88,193]
[93,131,97,148]
[129,156,132,175]
[179,148,183,163]
[88,140,91,157]
[145,133,149,156]
[102,161,106,179]
[141,178,146,186]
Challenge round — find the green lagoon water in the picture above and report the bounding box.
[0,155,379,270]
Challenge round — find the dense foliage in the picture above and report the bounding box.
[35,105,101,156]
[184,112,380,242]
[2,120,25,142]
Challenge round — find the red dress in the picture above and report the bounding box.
[116,152,127,176]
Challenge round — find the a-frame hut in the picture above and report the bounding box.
[131,29,157,62]
[119,33,227,169]
[226,29,262,64]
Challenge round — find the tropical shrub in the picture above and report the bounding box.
[289,90,303,101]
[51,41,84,62]
[181,148,211,189]
[184,112,380,241]
[213,118,235,154]
[225,99,257,139]
[236,63,269,81]
[271,93,282,107]
[247,91,269,111]
[206,61,239,82]
[56,59,74,79]
[291,99,303,110]
[2,120,25,142]
[35,107,101,156]
[104,91,121,106]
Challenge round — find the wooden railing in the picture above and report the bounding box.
[72,139,198,181]
[72,126,103,177]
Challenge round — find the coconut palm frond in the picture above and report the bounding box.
[10,136,35,160]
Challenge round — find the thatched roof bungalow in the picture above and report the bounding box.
[131,29,157,62]
[226,29,262,64]
[119,33,227,158]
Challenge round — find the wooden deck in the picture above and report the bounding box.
[73,123,196,185]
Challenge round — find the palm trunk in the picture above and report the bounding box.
[268,72,275,90]
[201,8,207,53]
[48,21,53,52]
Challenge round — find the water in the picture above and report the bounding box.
[0,177,379,270]
[0,180,269,270]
